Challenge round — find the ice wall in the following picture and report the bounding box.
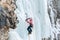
[14,0,51,40]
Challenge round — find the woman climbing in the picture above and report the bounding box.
[26,18,33,34]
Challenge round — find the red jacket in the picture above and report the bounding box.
[26,18,33,26]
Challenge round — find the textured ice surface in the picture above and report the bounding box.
[14,0,51,40]
[9,29,23,40]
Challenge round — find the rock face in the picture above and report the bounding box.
[0,0,16,11]
[0,0,17,40]
[48,0,60,40]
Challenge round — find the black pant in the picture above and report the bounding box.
[27,25,32,34]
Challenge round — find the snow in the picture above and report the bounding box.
[9,29,23,40]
